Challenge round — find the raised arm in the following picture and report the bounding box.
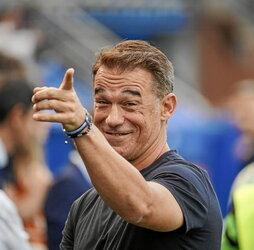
[32,69,183,232]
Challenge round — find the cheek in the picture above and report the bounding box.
[135,116,147,130]
[140,114,161,138]
[93,110,106,126]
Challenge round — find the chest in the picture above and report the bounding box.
[73,196,127,249]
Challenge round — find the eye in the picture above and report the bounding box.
[98,100,108,104]
[125,102,136,106]
[96,100,109,105]
[95,100,110,109]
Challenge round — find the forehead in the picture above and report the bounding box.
[93,66,154,94]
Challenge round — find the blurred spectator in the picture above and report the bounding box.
[221,80,254,250]
[44,145,92,250]
[223,80,254,166]
[0,78,33,250]
[0,51,52,250]
[5,121,52,250]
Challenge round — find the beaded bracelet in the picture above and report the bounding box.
[63,109,92,139]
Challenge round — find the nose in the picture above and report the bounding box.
[105,105,124,128]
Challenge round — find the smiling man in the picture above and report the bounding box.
[93,66,167,165]
[32,40,222,250]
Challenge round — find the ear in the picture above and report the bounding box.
[7,104,26,130]
[160,93,177,121]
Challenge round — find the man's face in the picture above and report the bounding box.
[232,93,254,138]
[93,66,164,162]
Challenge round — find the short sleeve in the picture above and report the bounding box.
[151,165,210,232]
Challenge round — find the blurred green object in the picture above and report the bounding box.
[222,181,254,250]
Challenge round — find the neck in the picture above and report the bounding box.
[131,129,169,171]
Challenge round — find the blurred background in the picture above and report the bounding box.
[1,0,254,247]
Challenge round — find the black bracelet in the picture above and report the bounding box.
[63,109,92,138]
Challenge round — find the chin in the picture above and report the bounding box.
[113,147,129,159]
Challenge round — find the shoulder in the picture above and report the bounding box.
[149,152,222,231]
[152,160,211,200]
[146,151,210,189]
[146,151,217,213]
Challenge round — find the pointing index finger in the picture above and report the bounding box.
[60,68,75,90]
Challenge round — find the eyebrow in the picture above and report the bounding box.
[122,89,141,97]
[94,88,141,97]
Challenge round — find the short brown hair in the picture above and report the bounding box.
[92,40,174,98]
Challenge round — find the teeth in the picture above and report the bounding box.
[108,133,126,136]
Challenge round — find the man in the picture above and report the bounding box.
[32,40,223,249]
[0,78,33,250]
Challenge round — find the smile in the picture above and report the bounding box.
[106,132,129,136]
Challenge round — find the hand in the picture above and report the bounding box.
[32,68,86,131]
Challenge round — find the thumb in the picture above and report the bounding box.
[60,68,74,90]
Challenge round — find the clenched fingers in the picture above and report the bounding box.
[33,99,70,113]
[33,111,74,123]
[32,87,76,104]
[33,98,84,127]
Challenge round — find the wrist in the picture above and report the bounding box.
[63,109,92,138]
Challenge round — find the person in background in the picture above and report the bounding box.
[0,51,52,250]
[0,78,33,250]
[222,80,254,250]
[32,40,223,249]
[5,118,52,250]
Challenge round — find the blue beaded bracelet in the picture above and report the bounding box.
[63,110,92,138]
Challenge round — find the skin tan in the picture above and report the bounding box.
[94,66,171,168]
[32,67,183,232]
